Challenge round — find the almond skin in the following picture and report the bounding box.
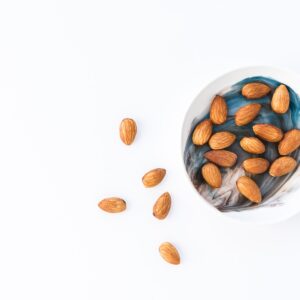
[242,82,271,99]
[278,129,300,155]
[253,124,283,142]
[236,176,262,203]
[208,131,236,150]
[153,192,171,220]
[201,163,222,188]
[269,157,297,177]
[210,95,227,125]
[192,119,212,145]
[142,168,166,187]
[119,118,137,145]
[159,242,180,265]
[235,103,262,126]
[204,150,237,167]
[240,137,265,154]
[98,197,126,213]
[271,84,290,114]
[242,158,270,174]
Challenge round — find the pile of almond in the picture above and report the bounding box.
[193,82,300,204]
[98,118,180,265]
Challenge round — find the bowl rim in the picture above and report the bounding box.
[180,65,300,225]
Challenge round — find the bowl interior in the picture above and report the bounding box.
[181,66,300,224]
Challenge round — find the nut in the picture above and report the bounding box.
[242,158,270,174]
[271,84,290,114]
[153,192,171,220]
[204,150,237,167]
[236,176,262,203]
[159,242,180,265]
[142,168,166,187]
[235,103,261,126]
[242,82,271,99]
[253,124,283,142]
[201,163,222,188]
[208,131,236,150]
[269,156,297,177]
[240,137,265,154]
[119,118,137,145]
[210,95,228,125]
[192,119,212,145]
[278,129,300,155]
[98,197,126,213]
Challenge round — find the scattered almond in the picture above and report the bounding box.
[236,176,262,203]
[142,168,166,187]
[253,124,283,142]
[119,118,137,145]
[204,150,237,167]
[210,95,227,125]
[159,242,180,265]
[235,103,261,126]
[269,156,297,177]
[208,131,236,150]
[271,84,290,114]
[278,129,300,155]
[192,119,212,145]
[201,163,222,188]
[242,82,271,99]
[242,158,270,174]
[98,197,126,213]
[153,192,171,220]
[240,137,265,154]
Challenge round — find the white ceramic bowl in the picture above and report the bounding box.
[181,66,300,224]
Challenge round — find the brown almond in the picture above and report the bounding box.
[269,156,297,177]
[119,118,137,145]
[242,158,270,174]
[278,129,300,155]
[208,131,236,150]
[236,176,262,203]
[142,168,166,187]
[192,119,212,145]
[235,103,262,126]
[159,242,180,265]
[242,82,271,99]
[271,84,290,114]
[153,192,171,220]
[240,137,265,154]
[210,95,227,125]
[204,150,237,167]
[201,163,222,188]
[253,124,283,142]
[98,197,126,213]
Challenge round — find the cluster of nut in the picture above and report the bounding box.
[192,82,300,203]
[98,119,180,265]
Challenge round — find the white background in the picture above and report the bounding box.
[1,0,300,299]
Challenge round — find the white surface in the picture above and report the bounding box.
[1,1,300,300]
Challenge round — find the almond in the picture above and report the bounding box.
[242,82,271,99]
[235,103,261,126]
[253,124,283,142]
[201,163,222,188]
[159,242,180,265]
[192,119,212,145]
[242,158,270,174]
[153,192,171,220]
[142,168,166,187]
[240,137,265,154]
[236,176,261,203]
[204,150,237,167]
[208,131,236,150]
[271,84,290,114]
[119,118,137,145]
[98,197,126,213]
[269,156,297,177]
[278,129,300,155]
[210,95,227,125]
